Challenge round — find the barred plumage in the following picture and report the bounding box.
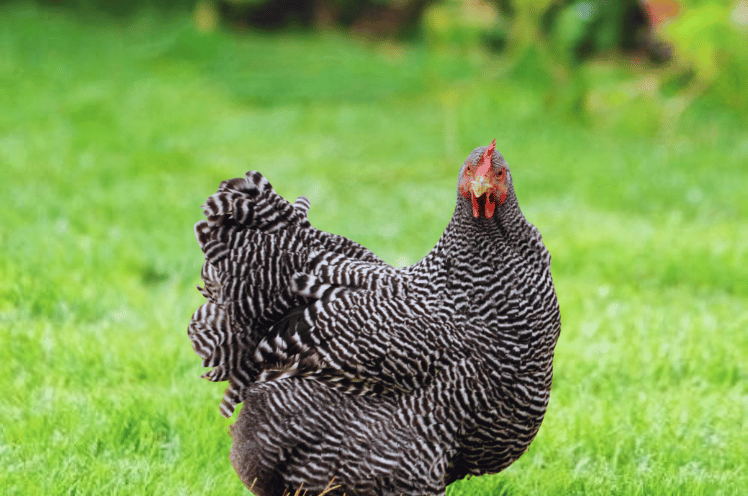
[188,143,561,496]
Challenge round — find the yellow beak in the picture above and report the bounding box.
[470,175,491,198]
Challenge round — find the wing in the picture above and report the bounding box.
[188,171,389,417]
[252,256,469,395]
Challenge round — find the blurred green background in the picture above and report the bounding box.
[1,0,746,494]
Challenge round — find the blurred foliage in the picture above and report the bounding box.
[660,2,748,109]
[12,0,748,118]
[33,0,198,17]
[422,0,504,48]
[213,0,436,36]
[544,0,637,61]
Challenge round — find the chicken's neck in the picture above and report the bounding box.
[408,191,558,354]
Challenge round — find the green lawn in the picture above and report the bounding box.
[1,3,746,495]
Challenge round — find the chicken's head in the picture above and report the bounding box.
[458,139,508,219]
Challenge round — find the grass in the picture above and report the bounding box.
[1,3,747,495]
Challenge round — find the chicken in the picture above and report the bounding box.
[188,140,561,496]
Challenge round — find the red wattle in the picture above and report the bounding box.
[485,197,496,218]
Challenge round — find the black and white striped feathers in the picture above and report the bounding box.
[188,146,560,496]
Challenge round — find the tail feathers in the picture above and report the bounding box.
[190,171,389,417]
[202,171,311,232]
[188,308,253,417]
[189,301,231,363]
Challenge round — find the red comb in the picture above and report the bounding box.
[476,139,496,177]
